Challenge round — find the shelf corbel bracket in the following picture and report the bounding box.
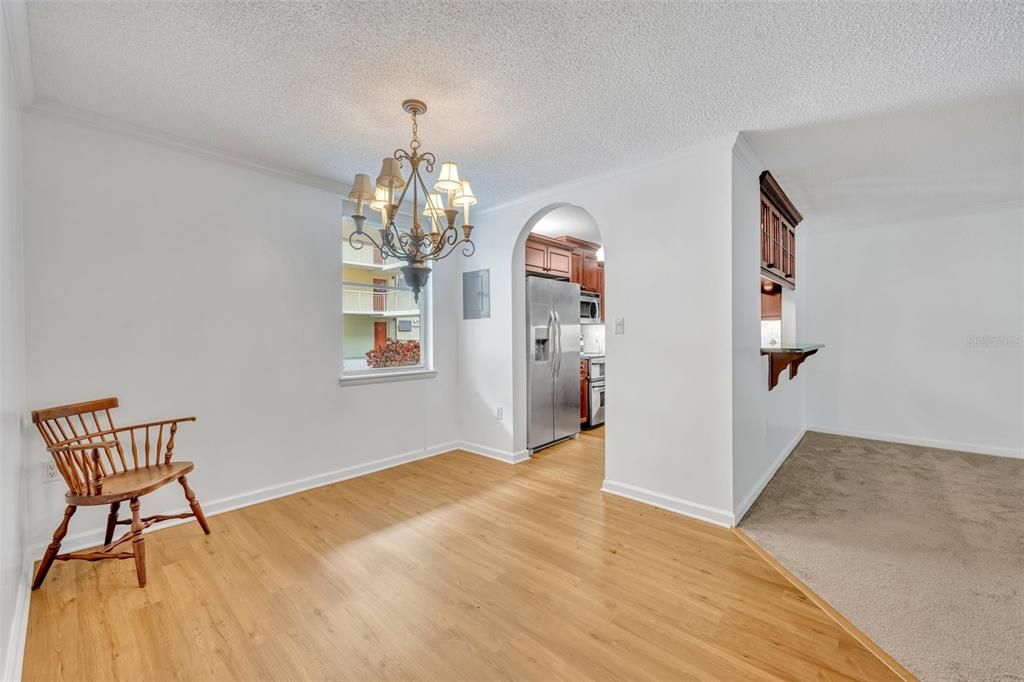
[765,348,819,390]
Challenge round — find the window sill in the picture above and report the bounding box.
[338,368,437,387]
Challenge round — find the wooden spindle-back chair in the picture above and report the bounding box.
[31,396,210,589]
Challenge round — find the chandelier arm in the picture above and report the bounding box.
[461,240,476,257]
[382,222,407,258]
[348,229,384,254]
[379,221,410,261]
[391,223,419,257]
[427,226,465,261]
[420,151,436,173]
[422,224,456,259]
[412,165,443,239]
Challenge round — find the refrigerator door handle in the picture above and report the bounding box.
[553,310,561,376]
[548,310,556,376]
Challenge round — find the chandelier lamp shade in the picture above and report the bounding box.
[346,99,478,301]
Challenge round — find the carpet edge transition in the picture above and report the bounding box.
[732,528,919,682]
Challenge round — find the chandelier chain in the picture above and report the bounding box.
[410,111,420,151]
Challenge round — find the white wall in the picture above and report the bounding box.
[803,206,1024,458]
[21,114,462,551]
[459,136,738,525]
[731,138,807,521]
[0,5,27,679]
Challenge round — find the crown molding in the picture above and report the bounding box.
[26,97,353,195]
[2,0,35,106]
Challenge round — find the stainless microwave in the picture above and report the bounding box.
[580,292,601,323]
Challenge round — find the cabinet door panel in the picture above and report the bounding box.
[582,254,599,291]
[547,246,572,277]
[570,251,584,284]
[525,239,547,273]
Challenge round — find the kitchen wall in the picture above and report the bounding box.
[460,136,738,524]
[803,206,1023,458]
[731,138,807,521]
[21,113,462,551]
[0,4,27,678]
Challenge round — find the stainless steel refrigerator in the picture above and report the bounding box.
[527,276,580,450]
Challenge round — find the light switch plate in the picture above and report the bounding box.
[614,317,625,334]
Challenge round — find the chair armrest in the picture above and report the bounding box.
[114,417,196,465]
[58,417,197,466]
[47,439,121,453]
[113,417,197,432]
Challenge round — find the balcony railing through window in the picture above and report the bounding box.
[342,284,419,315]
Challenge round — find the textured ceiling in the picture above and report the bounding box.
[24,1,1024,219]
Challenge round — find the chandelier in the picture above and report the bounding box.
[347,99,477,301]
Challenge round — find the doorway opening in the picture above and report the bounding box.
[511,204,606,469]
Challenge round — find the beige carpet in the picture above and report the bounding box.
[740,431,1024,682]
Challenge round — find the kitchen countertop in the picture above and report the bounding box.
[760,343,824,354]
[581,353,605,359]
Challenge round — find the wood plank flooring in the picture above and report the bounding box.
[24,428,902,680]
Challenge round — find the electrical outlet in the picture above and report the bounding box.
[42,461,61,484]
[495,406,503,420]
[614,317,625,334]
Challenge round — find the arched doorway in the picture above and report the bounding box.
[510,203,605,463]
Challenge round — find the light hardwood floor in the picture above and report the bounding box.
[24,428,903,681]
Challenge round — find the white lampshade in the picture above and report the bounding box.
[370,185,389,211]
[453,178,477,207]
[422,192,445,217]
[347,173,375,202]
[434,161,461,193]
[376,158,406,190]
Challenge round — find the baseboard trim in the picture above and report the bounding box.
[2,556,31,682]
[454,442,530,464]
[806,425,1023,460]
[734,428,807,523]
[601,479,734,528]
[27,440,466,559]
[733,529,917,681]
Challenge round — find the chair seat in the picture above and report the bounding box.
[69,461,195,505]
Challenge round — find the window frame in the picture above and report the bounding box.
[339,213,436,386]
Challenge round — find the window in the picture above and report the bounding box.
[340,210,434,384]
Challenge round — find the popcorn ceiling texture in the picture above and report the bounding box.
[24,1,1024,213]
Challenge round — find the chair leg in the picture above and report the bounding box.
[129,497,146,588]
[178,475,211,535]
[104,501,121,546]
[32,505,76,590]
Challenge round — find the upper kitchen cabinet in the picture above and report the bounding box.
[759,171,803,289]
[525,233,573,278]
[554,236,602,293]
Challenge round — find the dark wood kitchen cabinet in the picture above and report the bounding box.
[760,171,802,289]
[554,236,602,293]
[525,234,572,277]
